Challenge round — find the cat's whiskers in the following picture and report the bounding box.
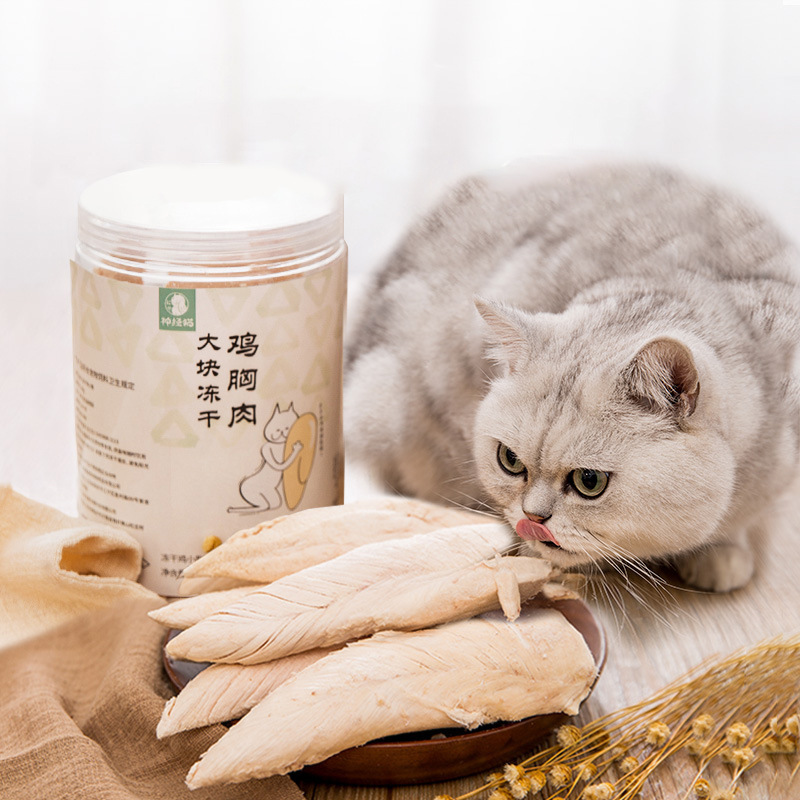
[584,537,663,594]
[371,486,685,632]
[440,458,481,487]
[432,483,501,518]
[576,554,632,631]
[580,531,668,591]
[500,540,530,557]
[579,535,690,630]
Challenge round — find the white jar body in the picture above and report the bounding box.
[71,251,346,595]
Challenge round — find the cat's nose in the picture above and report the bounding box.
[524,511,551,524]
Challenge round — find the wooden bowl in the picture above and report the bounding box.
[163,596,605,786]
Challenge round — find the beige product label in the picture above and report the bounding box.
[70,258,347,595]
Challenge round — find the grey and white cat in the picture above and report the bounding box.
[345,163,800,592]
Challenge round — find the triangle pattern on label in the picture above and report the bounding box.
[256,283,302,317]
[109,280,144,323]
[151,409,198,448]
[210,416,257,449]
[306,307,334,347]
[335,264,348,294]
[304,269,332,308]
[301,354,331,393]
[259,357,300,396]
[208,289,248,325]
[263,321,301,352]
[79,270,102,310]
[151,365,193,407]
[109,324,143,368]
[146,331,195,363]
[80,308,103,350]
[70,261,81,297]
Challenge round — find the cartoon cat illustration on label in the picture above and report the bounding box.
[228,403,318,515]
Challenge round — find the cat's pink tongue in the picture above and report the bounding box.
[516,518,559,545]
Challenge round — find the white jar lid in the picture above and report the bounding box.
[79,164,340,234]
[76,165,344,281]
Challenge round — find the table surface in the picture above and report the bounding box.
[2,283,799,800]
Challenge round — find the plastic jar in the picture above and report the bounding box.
[71,165,347,595]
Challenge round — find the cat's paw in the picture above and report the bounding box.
[674,542,754,592]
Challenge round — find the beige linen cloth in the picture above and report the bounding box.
[0,487,304,800]
[0,486,155,648]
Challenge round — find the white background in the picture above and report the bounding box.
[2,0,800,513]
[2,0,800,290]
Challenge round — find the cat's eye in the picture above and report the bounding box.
[497,443,527,476]
[569,469,609,498]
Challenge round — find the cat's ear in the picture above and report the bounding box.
[474,297,532,374]
[623,337,700,420]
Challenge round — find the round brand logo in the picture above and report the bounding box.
[164,291,189,317]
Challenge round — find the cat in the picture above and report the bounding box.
[344,163,800,592]
[228,403,302,514]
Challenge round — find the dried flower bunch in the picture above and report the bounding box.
[434,635,800,800]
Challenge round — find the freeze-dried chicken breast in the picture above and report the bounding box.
[184,606,596,787]
[157,648,335,738]
[167,555,553,665]
[166,523,519,664]
[149,586,262,630]
[178,575,263,596]
[178,496,492,592]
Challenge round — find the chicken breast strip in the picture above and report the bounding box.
[157,647,335,738]
[177,576,263,596]
[185,606,597,788]
[157,583,580,737]
[166,522,519,664]
[168,555,554,665]
[178,496,492,591]
[157,584,578,737]
[150,586,262,630]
